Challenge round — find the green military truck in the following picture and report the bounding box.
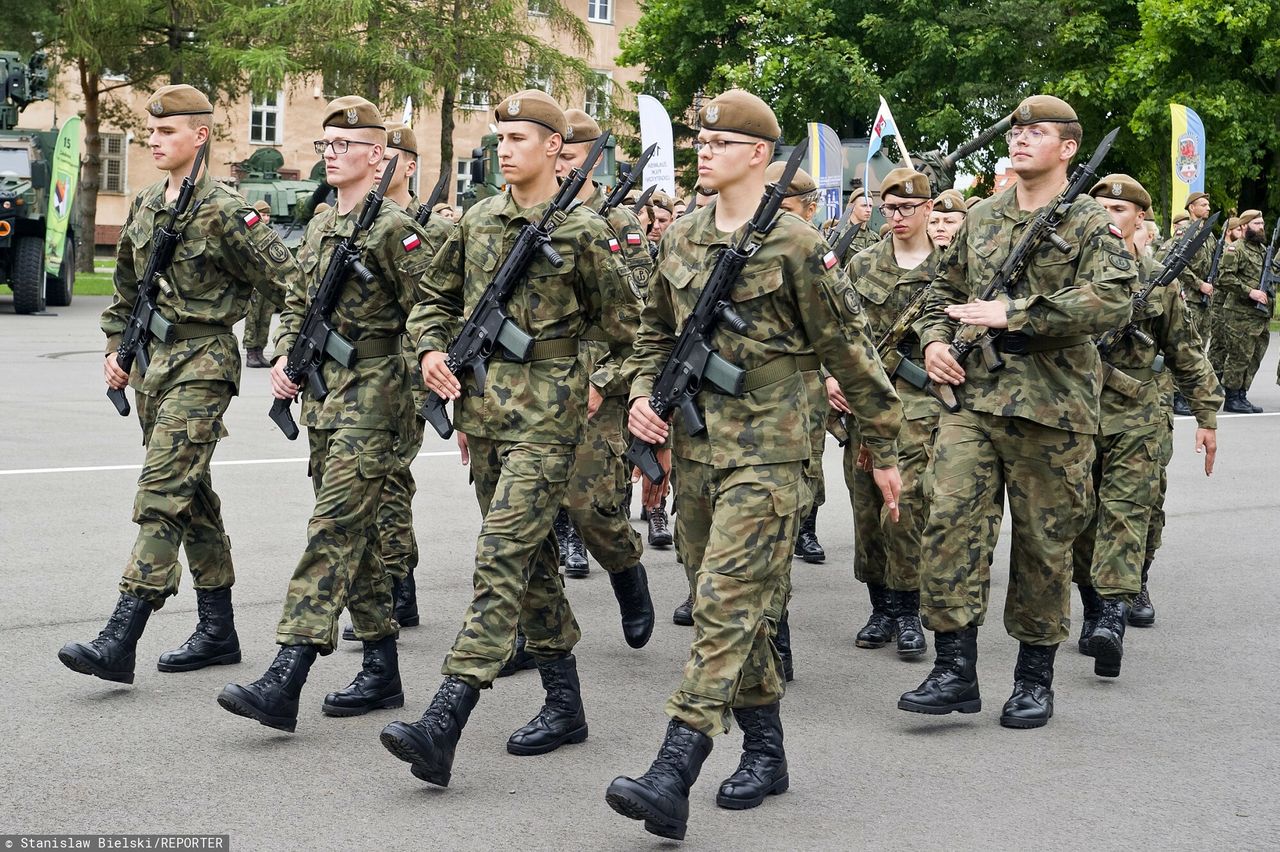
[233,148,322,249]
[1,50,81,314]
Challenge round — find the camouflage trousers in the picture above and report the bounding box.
[275,427,397,651]
[1070,422,1171,598]
[376,397,423,583]
[242,291,275,350]
[443,437,581,689]
[1206,301,1228,377]
[1185,299,1211,346]
[667,458,805,737]
[1145,410,1174,566]
[1219,310,1270,390]
[119,380,235,607]
[802,369,827,514]
[846,414,937,592]
[919,409,1095,645]
[562,394,643,573]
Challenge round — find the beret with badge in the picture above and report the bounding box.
[650,192,674,214]
[1089,173,1152,211]
[1010,94,1078,126]
[494,90,567,137]
[934,189,967,214]
[699,89,781,142]
[764,161,817,197]
[562,108,602,144]
[879,167,932,200]
[146,84,213,117]
[323,95,385,131]
[1184,191,1209,209]
[384,123,418,156]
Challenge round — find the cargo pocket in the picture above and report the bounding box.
[357,450,393,480]
[768,477,806,567]
[187,417,227,444]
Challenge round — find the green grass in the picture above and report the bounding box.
[76,271,115,296]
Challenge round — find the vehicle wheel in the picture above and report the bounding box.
[46,236,76,306]
[11,235,46,314]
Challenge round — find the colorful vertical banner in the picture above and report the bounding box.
[638,94,676,196]
[1169,104,1205,221]
[806,122,844,225]
[44,116,81,277]
[865,96,911,199]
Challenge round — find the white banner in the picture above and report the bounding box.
[638,94,676,196]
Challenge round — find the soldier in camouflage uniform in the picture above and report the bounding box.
[380,91,629,787]
[606,90,904,841]
[1219,211,1275,412]
[928,188,967,248]
[833,167,940,660]
[59,85,301,686]
[640,192,677,548]
[1071,174,1220,678]
[217,97,432,733]
[843,184,881,255]
[1166,193,1216,413]
[242,199,278,368]
[902,95,1134,729]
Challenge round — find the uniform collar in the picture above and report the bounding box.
[143,169,214,211]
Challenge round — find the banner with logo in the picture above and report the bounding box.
[1169,104,1205,221]
[638,94,676,197]
[44,116,81,277]
[806,122,844,225]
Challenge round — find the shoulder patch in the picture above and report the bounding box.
[626,232,643,247]
[1107,223,1122,239]
[822,250,839,270]
[607,237,620,253]
[1109,252,1132,271]
[843,287,863,316]
[243,210,262,229]
[402,233,422,252]
[267,241,289,264]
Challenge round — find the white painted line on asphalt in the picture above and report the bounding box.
[0,449,461,477]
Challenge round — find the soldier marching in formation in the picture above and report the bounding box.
[64,70,1279,842]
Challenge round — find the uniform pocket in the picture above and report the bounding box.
[186,417,226,443]
[357,450,393,480]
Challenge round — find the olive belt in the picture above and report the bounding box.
[170,322,232,341]
[997,332,1091,354]
[498,337,580,362]
[579,326,608,343]
[742,353,821,393]
[353,336,402,359]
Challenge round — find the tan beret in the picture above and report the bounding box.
[1184,191,1208,209]
[879,167,932,200]
[965,195,984,210]
[1089,173,1152,211]
[494,90,567,137]
[562,108,602,144]
[252,199,272,216]
[323,96,384,130]
[934,189,967,213]
[432,202,452,214]
[385,123,418,156]
[146,84,213,118]
[1171,210,1190,224]
[699,89,781,142]
[1239,209,1262,226]
[1011,94,1078,126]
[764,162,817,196]
[650,192,674,213]
[878,222,893,237]
[313,202,331,215]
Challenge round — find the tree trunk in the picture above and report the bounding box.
[439,84,456,203]
[76,61,101,274]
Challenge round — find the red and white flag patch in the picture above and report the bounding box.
[626,232,643,247]
[1108,223,1123,239]
[402,233,421,252]
[822,250,839,270]
[243,210,261,229]
[607,237,621,253]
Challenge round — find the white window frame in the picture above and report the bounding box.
[525,63,553,95]
[458,68,490,111]
[249,91,284,146]
[587,0,612,24]
[527,0,548,16]
[455,158,472,205]
[584,71,613,120]
[100,132,128,195]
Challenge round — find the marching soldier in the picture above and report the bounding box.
[843,184,880,255]
[217,97,431,732]
[903,95,1133,728]
[59,85,300,686]
[928,188,967,248]
[606,89,903,840]
[1071,174,1219,678]
[1220,210,1275,412]
[242,199,279,367]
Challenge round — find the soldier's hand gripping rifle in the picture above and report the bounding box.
[875,283,958,410]
[1201,224,1227,307]
[419,132,612,439]
[600,144,658,216]
[414,171,452,226]
[1097,213,1219,357]
[926,127,1119,413]
[1254,219,1280,315]
[268,155,399,440]
[107,142,209,416]
[624,143,807,485]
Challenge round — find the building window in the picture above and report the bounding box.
[584,71,612,120]
[100,132,127,194]
[527,0,547,15]
[250,91,283,145]
[525,63,552,95]
[587,0,611,23]
[458,68,490,111]
[455,158,472,204]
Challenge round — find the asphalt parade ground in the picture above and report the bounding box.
[2,295,1277,850]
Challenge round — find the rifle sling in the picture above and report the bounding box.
[741,353,820,393]
[996,332,1091,355]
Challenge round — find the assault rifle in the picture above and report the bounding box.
[927,127,1119,413]
[268,155,399,439]
[419,132,612,439]
[624,143,808,484]
[1201,225,1227,307]
[414,171,451,226]
[600,144,657,216]
[107,142,209,416]
[1254,219,1280,315]
[875,283,958,411]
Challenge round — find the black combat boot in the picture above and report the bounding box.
[608,563,655,649]
[1224,389,1254,414]
[716,703,789,810]
[1241,388,1264,413]
[217,644,319,733]
[647,504,673,548]
[793,508,825,563]
[1128,561,1156,627]
[380,676,480,787]
[1077,583,1103,656]
[1089,597,1130,677]
[672,593,694,626]
[507,654,589,755]
[321,635,404,717]
[497,631,537,677]
[892,589,928,658]
[394,571,420,627]
[556,510,590,578]
[855,583,896,649]
[157,587,241,672]
[606,720,714,841]
[1000,643,1057,729]
[898,625,981,715]
[58,593,153,684]
[245,347,270,368]
[1172,391,1193,416]
[775,613,794,683]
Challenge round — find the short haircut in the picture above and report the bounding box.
[188,114,212,132]
[1059,121,1083,145]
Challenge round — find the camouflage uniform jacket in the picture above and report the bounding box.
[846,222,881,257]
[582,183,648,397]
[916,186,1134,434]
[103,172,300,395]
[847,238,939,421]
[400,196,457,410]
[407,189,621,446]
[1157,225,1213,305]
[273,199,430,433]
[1097,254,1221,434]
[626,202,903,469]
[1219,238,1276,317]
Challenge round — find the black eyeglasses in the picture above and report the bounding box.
[693,139,757,155]
[313,139,378,155]
[878,202,924,219]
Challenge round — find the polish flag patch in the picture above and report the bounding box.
[822,250,839,270]
[626,232,643,247]
[243,210,261,229]
[607,237,621,253]
[402,233,421,252]
[1108,223,1123,239]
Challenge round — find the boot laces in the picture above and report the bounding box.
[254,647,300,688]
[420,680,465,727]
[651,725,697,774]
[1133,586,1152,610]
[649,509,670,536]
[97,597,138,643]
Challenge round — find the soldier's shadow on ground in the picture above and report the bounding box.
[895,719,985,735]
